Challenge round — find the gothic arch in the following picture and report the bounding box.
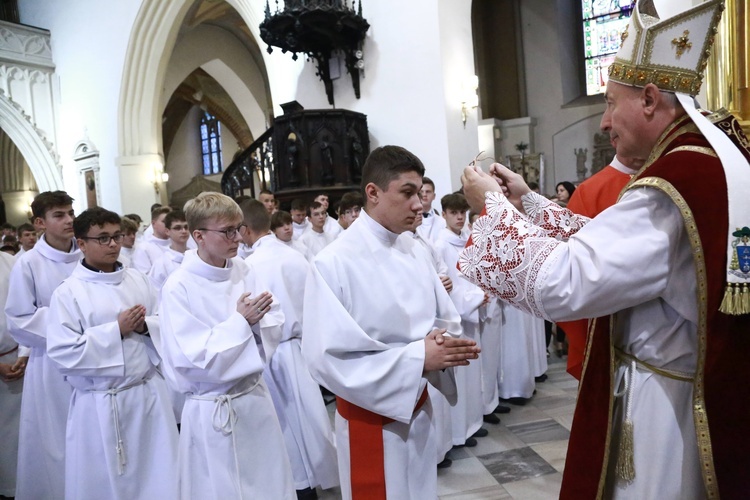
[0,90,62,191]
[117,0,268,161]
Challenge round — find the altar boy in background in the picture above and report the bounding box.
[148,210,189,291]
[156,192,294,499]
[47,207,179,499]
[241,199,339,499]
[5,190,80,499]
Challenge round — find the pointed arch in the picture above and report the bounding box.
[0,91,62,191]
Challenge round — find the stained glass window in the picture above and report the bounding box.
[200,112,223,175]
[582,0,634,96]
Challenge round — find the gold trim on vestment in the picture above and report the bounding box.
[626,176,718,499]
[666,145,718,157]
[615,348,695,381]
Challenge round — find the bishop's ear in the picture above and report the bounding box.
[641,83,661,116]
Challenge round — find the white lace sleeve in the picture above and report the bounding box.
[521,191,590,240]
[458,192,561,318]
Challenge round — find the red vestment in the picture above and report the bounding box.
[561,114,750,499]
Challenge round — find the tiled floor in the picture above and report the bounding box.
[318,354,577,499]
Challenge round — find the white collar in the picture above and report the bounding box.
[35,234,81,263]
[182,249,233,282]
[360,209,400,245]
[609,156,638,175]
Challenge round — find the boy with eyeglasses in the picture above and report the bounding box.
[5,190,80,499]
[336,191,363,231]
[148,210,190,292]
[156,192,294,499]
[46,207,179,499]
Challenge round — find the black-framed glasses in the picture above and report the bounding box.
[80,234,125,245]
[198,224,247,240]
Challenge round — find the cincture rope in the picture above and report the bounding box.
[90,378,149,475]
[188,376,263,500]
[613,349,695,483]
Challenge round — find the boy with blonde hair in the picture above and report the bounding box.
[156,192,294,499]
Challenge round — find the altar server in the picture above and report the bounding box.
[148,209,189,291]
[131,206,171,274]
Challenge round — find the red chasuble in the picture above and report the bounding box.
[561,115,750,499]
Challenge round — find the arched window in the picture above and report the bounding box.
[582,1,633,96]
[200,111,223,175]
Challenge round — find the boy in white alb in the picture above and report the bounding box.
[240,199,339,499]
[303,146,481,499]
[272,211,312,260]
[156,192,294,499]
[290,198,310,240]
[0,251,28,498]
[5,191,80,499]
[299,201,336,257]
[435,193,488,447]
[118,216,139,268]
[47,207,179,499]
[416,176,447,243]
[131,206,172,274]
[148,210,189,291]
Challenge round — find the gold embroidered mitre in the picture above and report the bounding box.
[608,0,724,96]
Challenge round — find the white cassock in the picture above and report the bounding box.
[119,246,135,267]
[245,234,339,491]
[462,190,704,498]
[411,231,454,463]
[237,242,254,259]
[131,235,170,274]
[293,220,310,240]
[147,246,184,291]
[302,211,462,500]
[416,212,447,243]
[323,215,343,239]
[480,300,502,414]
[156,249,295,500]
[47,263,179,499]
[435,228,485,444]
[5,234,80,499]
[0,252,25,497]
[299,229,336,257]
[280,236,313,261]
[496,304,539,399]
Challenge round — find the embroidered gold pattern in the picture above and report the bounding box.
[671,30,692,57]
[627,177,718,499]
[621,25,629,44]
[665,145,717,157]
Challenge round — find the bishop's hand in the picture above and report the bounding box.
[461,166,502,213]
[488,163,531,213]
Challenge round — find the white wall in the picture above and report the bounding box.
[19,0,142,214]
[519,0,606,194]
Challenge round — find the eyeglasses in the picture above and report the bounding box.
[198,224,248,240]
[80,234,125,245]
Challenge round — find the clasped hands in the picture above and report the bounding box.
[423,328,481,372]
[237,291,273,325]
[461,162,531,214]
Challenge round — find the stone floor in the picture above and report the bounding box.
[318,353,577,499]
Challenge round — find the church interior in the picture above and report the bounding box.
[1,0,748,498]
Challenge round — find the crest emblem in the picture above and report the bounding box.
[729,226,750,276]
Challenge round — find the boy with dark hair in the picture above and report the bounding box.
[417,176,447,242]
[435,193,488,448]
[240,199,339,498]
[336,191,363,230]
[299,201,336,257]
[290,198,310,240]
[157,192,294,499]
[47,207,179,498]
[16,223,37,256]
[132,206,172,273]
[148,210,189,291]
[303,145,480,498]
[0,223,15,241]
[271,211,311,259]
[5,190,79,499]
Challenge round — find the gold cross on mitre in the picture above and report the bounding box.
[671,30,692,58]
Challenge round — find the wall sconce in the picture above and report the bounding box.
[152,165,168,195]
[461,75,479,128]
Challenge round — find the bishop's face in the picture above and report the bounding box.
[601,81,650,160]
[366,171,423,234]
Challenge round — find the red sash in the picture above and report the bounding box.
[336,388,429,500]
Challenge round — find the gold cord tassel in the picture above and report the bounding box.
[719,283,735,315]
[616,420,636,482]
[742,284,750,315]
[734,283,743,313]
